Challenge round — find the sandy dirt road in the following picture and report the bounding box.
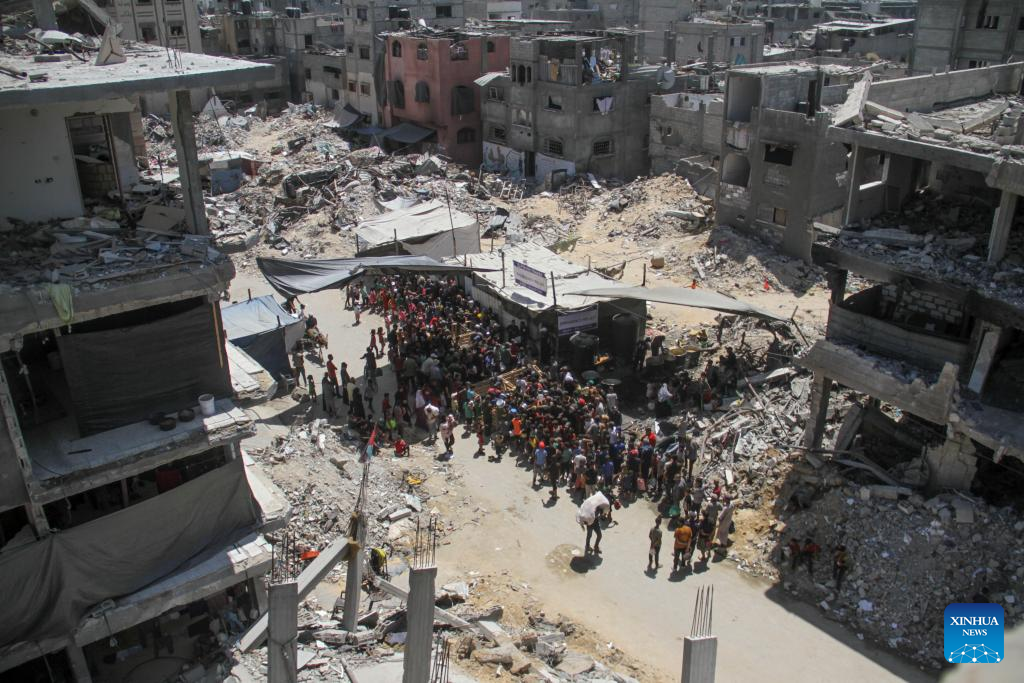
[230,271,934,683]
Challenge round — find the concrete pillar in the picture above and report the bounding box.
[66,643,93,683]
[925,436,977,493]
[402,566,437,683]
[987,191,1018,264]
[167,89,209,235]
[843,143,866,226]
[968,325,1003,394]
[33,0,58,30]
[827,268,848,305]
[681,636,717,683]
[801,373,832,452]
[268,581,298,683]
[341,512,366,632]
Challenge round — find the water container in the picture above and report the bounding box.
[199,394,216,417]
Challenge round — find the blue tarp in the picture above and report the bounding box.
[220,295,304,376]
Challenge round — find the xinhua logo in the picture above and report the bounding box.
[944,603,1005,664]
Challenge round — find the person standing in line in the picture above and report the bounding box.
[533,441,547,487]
[424,402,440,442]
[673,520,693,574]
[320,374,335,416]
[326,354,340,397]
[648,516,663,571]
[307,374,316,404]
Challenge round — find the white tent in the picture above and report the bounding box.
[354,200,480,259]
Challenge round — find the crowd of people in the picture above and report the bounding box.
[285,272,741,577]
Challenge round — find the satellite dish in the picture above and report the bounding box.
[656,66,676,91]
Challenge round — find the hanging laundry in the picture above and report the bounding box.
[596,96,614,115]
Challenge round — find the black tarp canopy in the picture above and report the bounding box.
[257,255,494,298]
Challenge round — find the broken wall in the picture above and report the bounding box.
[0,99,133,222]
[870,62,1024,113]
[649,93,723,174]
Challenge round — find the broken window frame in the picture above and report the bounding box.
[492,126,507,141]
[358,45,370,60]
[488,86,504,102]
[392,41,402,57]
[763,143,795,166]
[456,127,476,144]
[545,138,564,157]
[360,82,371,95]
[417,43,429,60]
[435,4,453,18]
[545,94,563,112]
[450,42,468,61]
[486,40,496,53]
[392,80,406,108]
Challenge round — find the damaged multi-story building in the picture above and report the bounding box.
[716,57,896,259]
[912,0,1023,74]
[478,30,683,184]
[381,29,510,165]
[0,47,288,681]
[338,0,488,124]
[801,61,1024,496]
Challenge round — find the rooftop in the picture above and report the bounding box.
[0,44,274,108]
[815,17,915,33]
[832,93,1024,158]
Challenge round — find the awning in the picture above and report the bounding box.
[355,126,386,136]
[570,285,788,321]
[474,71,508,87]
[382,121,435,144]
[333,102,364,129]
[257,255,495,298]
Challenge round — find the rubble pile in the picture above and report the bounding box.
[833,191,1024,306]
[248,418,457,572]
[749,485,1024,668]
[238,573,648,682]
[0,186,224,292]
[861,95,1024,156]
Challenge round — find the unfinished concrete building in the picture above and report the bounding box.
[670,19,766,67]
[479,31,680,184]
[802,62,1024,497]
[0,49,288,681]
[716,59,886,259]
[108,0,205,53]
[912,0,1024,74]
[648,67,726,187]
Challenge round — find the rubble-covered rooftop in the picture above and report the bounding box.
[815,191,1024,311]
[832,94,1024,158]
[0,43,273,107]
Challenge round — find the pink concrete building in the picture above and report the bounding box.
[383,30,510,167]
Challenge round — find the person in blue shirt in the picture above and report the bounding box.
[533,441,548,487]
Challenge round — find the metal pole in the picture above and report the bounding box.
[395,228,400,255]
[500,250,506,289]
[642,262,647,286]
[445,186,457,258]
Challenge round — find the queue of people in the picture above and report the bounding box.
[287,272,741,578]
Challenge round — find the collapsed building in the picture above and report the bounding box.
[0,48,289,681]
[801,61,1024,497]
